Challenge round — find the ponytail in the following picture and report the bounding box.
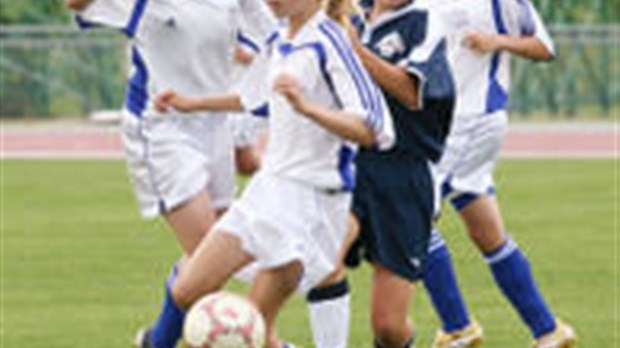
[323,0,361,27]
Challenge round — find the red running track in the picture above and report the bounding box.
[0,122,617,159]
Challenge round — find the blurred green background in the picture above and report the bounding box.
[0,0,619,119]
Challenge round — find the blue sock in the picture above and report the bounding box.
[423,230,471,332]
[150,265,186,348]
[485,237,556,338]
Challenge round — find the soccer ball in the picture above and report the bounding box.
[183,291,266,348]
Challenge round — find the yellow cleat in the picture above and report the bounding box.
[533,319,577,348]
[431,320,484,348]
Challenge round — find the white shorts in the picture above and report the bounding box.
[214,172,351,294]
[121,112,235,218]
[436,110,508,198]
[229,112,268,148]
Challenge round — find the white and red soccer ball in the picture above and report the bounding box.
[183,292,266,348]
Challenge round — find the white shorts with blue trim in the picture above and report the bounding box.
[213,171,351,294]
[121,111,235,218]
[436,110,508,200]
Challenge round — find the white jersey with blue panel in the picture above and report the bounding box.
[357,1,455,162]
[76,0,276,120]
[421,0,555,117]
[237,11,395,192]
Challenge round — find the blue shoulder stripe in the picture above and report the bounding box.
[237,32,261,53]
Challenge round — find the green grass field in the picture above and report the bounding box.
[1,159,617,347]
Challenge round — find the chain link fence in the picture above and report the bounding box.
[0,24,618,119]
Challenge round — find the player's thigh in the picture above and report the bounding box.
[173,230,253,309]
[164,188,217,256]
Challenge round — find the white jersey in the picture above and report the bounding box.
[77,0,276,120]
[238,11,395,191]
[422,0,554,117]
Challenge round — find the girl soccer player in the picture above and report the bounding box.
[417,0,575,347]
[343,0,455,347]
[155,0,394,346]
[65,1,275,347]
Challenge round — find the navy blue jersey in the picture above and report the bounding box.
[358,2,455,162]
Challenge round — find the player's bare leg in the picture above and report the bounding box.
[459,194,574,344]
[165,189,220,256]
[173,230,254,309]
[138,189,225,348]
[235,146,262,176]
[458,195,505,253]
[371,264,415,348]
[249,262,304,348]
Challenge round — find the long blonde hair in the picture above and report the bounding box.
[323,0,361,27]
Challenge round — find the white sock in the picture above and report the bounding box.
[307,280,350,348]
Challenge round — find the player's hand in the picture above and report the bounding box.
[155,90,195,113]
[463,31,500,54]
[346,24,362,48]
[274,73,309,114]
[234,46,255,66]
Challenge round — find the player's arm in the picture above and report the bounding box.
[66,0,93,11]
[348,30,420,109]
[463,31,553,61]
[155,91,244,113]
[274,74,375,147]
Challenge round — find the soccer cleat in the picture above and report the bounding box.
[533,319,576,348]
[430,320,483,348]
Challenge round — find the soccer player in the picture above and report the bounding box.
[65,1,276,348]
[344,0,455,347]
[230,33,269,177]
[415,0,577,347]
[154,0,395,347]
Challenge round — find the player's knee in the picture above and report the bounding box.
[171,277,216,310]
[273,261,304,295]
[171,281,195,309]
[468,227,506,253]
[371,311,411,345]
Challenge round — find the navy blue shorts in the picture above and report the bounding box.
[348,153,434,281]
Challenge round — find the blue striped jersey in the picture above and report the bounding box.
[237,11,395,191]
[421,0,555,117]
[75,0,276,119]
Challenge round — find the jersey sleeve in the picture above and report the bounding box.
[235,48,270,118]
[322,24,395,150]
[238,0,278,51]
[405,11,455,105]
[502,0,555,56]
[75,0,145,37]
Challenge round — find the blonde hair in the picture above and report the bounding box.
[323,0,361,27]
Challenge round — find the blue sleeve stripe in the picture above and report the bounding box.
[491,0,508,34]
[237,32,261,53]
[318,21,382,130]
[487,0,508,112]
[125,46,149,117]
[516,0,536,36]
[124,0,149,37]
[323,20,382,130]
[75,15,101,29]
[250,103,270,118]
